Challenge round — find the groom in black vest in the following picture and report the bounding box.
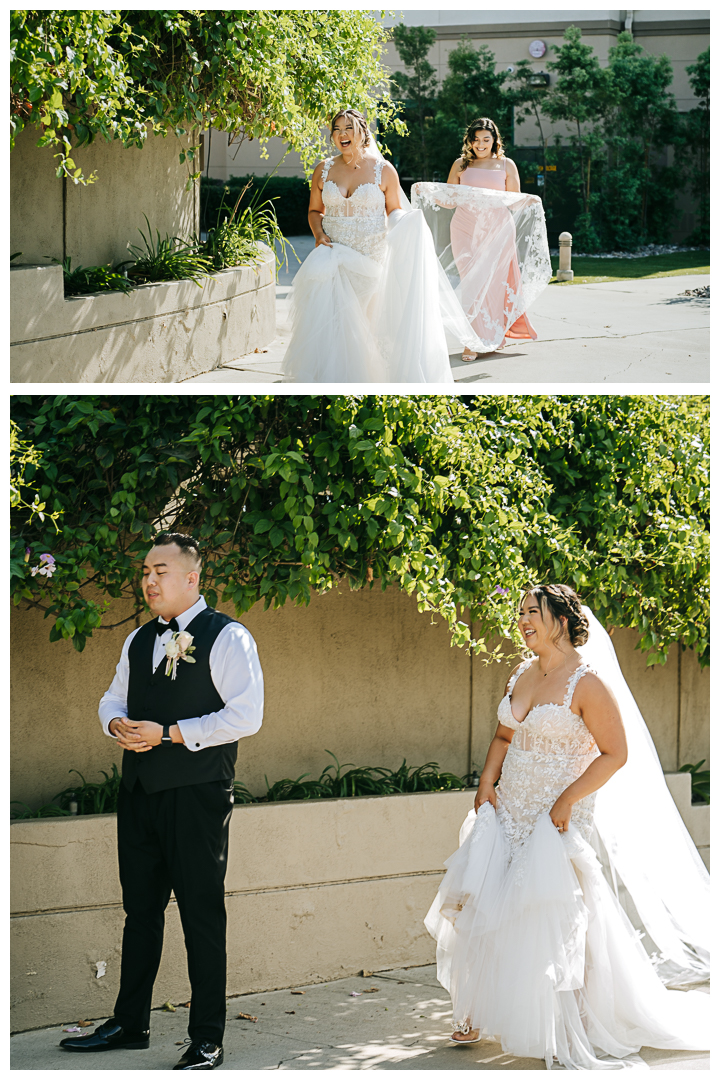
[60,533,264,1070]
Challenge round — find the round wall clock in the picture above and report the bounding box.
[529,39,546,59]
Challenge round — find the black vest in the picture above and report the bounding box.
[123,606,239,794]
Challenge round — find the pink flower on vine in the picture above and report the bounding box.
[30,553,56,578]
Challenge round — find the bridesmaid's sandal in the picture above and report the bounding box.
[451,1025,481,1044]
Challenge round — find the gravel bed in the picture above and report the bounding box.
[548,243,708,260]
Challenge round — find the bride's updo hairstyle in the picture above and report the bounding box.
[330,108,372,149]
[459,117,505,172]
[523,584,590,647]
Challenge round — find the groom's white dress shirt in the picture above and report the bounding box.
[98,596,263,751]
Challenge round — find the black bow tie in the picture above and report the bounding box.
[156,618,180,636]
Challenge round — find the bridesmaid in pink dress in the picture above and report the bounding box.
[448,118,537,360]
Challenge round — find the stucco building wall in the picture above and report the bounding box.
[10,584,709,811]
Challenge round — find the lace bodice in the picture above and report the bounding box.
[498,659,599,757]
[495,659,600,855]
[321,157,387,262]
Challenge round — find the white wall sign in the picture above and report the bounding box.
[529,40,546,59]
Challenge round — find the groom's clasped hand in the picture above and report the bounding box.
[109,717,155,751]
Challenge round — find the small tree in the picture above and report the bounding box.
[437,39,513,133]
[430,38,514,178]
[545,26,610,248]
[602,32,678,246]
[387,24,438,181]
[510,60,551,201]
[681,48,709,244]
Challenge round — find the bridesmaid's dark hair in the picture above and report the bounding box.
[330,108,371,149]
[523,584,590,647]
[459,117,505,171]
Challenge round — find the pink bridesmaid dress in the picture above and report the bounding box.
[450,159,537,344]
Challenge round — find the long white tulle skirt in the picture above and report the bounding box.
[282,209,476,384]
[425,804,710,1070]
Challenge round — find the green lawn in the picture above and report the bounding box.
[550,248,710,285]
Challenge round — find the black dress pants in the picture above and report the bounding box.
[114,778,234,1044]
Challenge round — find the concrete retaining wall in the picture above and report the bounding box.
[10,790,476,1032]
[10,251,275,383]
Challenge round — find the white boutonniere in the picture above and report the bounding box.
[165,630,196,680]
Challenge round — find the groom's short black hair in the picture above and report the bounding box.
[153,532,202,569]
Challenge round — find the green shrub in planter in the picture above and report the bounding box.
[200,180,295,273]
[10,754,470,817]
[679,760,710,805]
[201,174,312,236]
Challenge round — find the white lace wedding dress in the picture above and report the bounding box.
[425,658,710,1070]
[282,157,479,383]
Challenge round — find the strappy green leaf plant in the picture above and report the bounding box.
[10,756,470,817]
[58,257,134,297]
[53,765,124,816]
[200,181,296,276]
[121,215,213,288]
[11,800,71,820]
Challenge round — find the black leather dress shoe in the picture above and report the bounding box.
[173,1041,224,1070]
[59,1018,150,1051]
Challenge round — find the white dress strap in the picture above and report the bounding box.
[321,157,334,184]
[507,657,533,697]
[563,664,592,708]
[374,158,384,185]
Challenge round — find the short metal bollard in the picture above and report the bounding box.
[557,231,574,282]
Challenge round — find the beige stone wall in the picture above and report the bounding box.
[11,125,199,269]
[10,584,709,811]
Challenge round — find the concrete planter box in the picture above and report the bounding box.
[10,247,275,383]
[664,770,710,867]
[10,789,476,1033]
[11,776,708,1033]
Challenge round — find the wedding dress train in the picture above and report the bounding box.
[426,623,710,1070]
[412,180,552,354]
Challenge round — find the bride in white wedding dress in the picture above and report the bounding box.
[282,109,480,383]
[426,584,710,1070]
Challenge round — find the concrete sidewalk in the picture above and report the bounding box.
[182,237,709,384]
[10,965,710,1070]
